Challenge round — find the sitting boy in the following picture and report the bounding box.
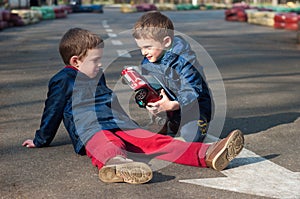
[22,27,244,184]
[133,11,212,142]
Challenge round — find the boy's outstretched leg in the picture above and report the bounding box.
[98,156,153,184]
[205,129,244,171]
[114,128,244,171]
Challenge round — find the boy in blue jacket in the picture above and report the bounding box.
[22,27,244,184]
[133,11,212,142]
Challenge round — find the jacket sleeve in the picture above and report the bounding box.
[176,60,203,105]
[176,59,212,121]
[33,76,67,147]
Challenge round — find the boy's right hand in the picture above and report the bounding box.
[146,89,180,115]
[22,139,36,148]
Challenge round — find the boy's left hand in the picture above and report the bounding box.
[22,139,36,148]
[146,89,180,115]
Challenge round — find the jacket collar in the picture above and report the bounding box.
[65,65,79,71]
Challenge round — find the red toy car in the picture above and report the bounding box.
[121,66,162,108]
[121,66,178,128]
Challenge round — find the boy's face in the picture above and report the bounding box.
[135,37,171,63]
[77,48,103,78]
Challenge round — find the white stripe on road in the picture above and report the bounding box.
[102,20,109,28]
[111,40,123,45]
[102,20,131,58]
[180,148,300,198]
[107,33,117,38]
[117,50,131,58]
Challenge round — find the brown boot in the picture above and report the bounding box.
[98,156,153,184]
[205,129,244,171]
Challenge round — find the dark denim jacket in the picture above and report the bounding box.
[33,66,138,154]
[141,35,212,123]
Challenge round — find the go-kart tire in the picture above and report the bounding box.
[285,23,298,31]
[274,22,285,29]
[225,15,239,21]
[274,13,285,23]
[285,13,298,24]
[1,10,10,21]
[0,21,8,30]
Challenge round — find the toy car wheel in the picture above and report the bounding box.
[135,88,148,100]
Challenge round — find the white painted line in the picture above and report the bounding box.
[105,29,113,32]
[107,33,117,38]
[102,20,130,58]
[102,20,110,28]
[111,40,123,45]
[180,148,300,199]
[117,50,131,58]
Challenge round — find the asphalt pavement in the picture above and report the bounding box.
[0,7,299,199]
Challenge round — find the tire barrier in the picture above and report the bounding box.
[176,4,200,11]
[0,9,26,29]
[154,3,176,11]
[135,3,157,12]
[225,3,300,33]
[274,13,299,31]
[246,10,276,27]
[31,6,55,20]
[0,10,9,30]
[120,4,137,13]
[225,7,248,22]
[1,9,10,21]
[53,6,67,18]
[71,4,103,13]
[121,3,156,13]
[61,5,73,14]
[265,5,300,14]
[120,3,229,13]
[11,9,42,25]
[225,3,251,22]
[9,13,24,26]
[0,5,72,31]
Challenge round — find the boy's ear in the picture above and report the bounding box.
[69,55,80,67]
[163,36,172,48]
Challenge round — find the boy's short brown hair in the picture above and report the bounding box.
[59,28,104,65]
[132,11,174,43]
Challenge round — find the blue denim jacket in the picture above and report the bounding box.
[33,66,139,154]
[141,36,212,123]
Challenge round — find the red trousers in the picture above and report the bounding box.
[85,128,210,169]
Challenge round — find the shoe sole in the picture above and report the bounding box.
[210,130,244,171]
[99,162,153,184]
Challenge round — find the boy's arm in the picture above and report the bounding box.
[28,77,67,148]
[176,61,212,121]
[177,61,206,105]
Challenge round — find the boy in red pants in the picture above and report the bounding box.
[22,28,244,184]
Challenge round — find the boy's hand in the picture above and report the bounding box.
[22,139,36,148]
[146,89,180,115]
